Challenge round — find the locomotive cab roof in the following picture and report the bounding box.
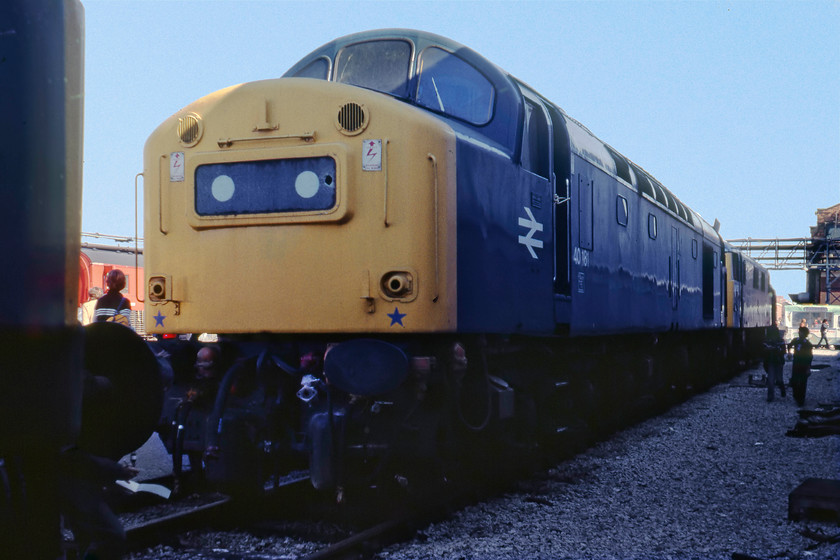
[283,29,706,232]
[282,28,521,156]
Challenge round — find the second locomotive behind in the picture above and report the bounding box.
[144,30,773,497]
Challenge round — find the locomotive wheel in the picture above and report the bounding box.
[688,342,711,390]
[671,343,691,395]
[633,355,657,411]
[567,358,598,442]
[710,339,728,384]
[79,323,163,459]
[606,351,636,429]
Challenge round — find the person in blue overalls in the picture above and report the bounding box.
[787,326,814,407]
[763,324,786,402]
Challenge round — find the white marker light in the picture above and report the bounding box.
[295,171,319,198]
[211,174,235,202]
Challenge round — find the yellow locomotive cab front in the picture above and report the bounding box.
[143,78,457,335]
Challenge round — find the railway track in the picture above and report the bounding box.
[123,492,232,550]
[120,467,477,559]
[298,515,426,560]
[124,493,451,560]
[120,471,314,555]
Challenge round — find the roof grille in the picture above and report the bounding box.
[336,102,367,135]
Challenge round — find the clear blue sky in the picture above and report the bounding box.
[81,0,839,299]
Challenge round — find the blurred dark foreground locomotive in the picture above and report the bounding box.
[0,3,163,555]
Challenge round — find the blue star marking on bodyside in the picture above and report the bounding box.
[387,306,406,327]
[154,311,166,327]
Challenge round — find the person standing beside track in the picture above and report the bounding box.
[816,318,830,349]
[787,326,814,407]
[763,324,786,402]
[94,269,132,326]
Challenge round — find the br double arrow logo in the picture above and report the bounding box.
[518,207,543,259]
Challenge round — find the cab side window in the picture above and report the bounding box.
[416,47,495,125]
[292,56,330,80]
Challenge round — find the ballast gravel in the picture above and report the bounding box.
[376,351,840,560]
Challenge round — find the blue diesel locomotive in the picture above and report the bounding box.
[145,30,772,497]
